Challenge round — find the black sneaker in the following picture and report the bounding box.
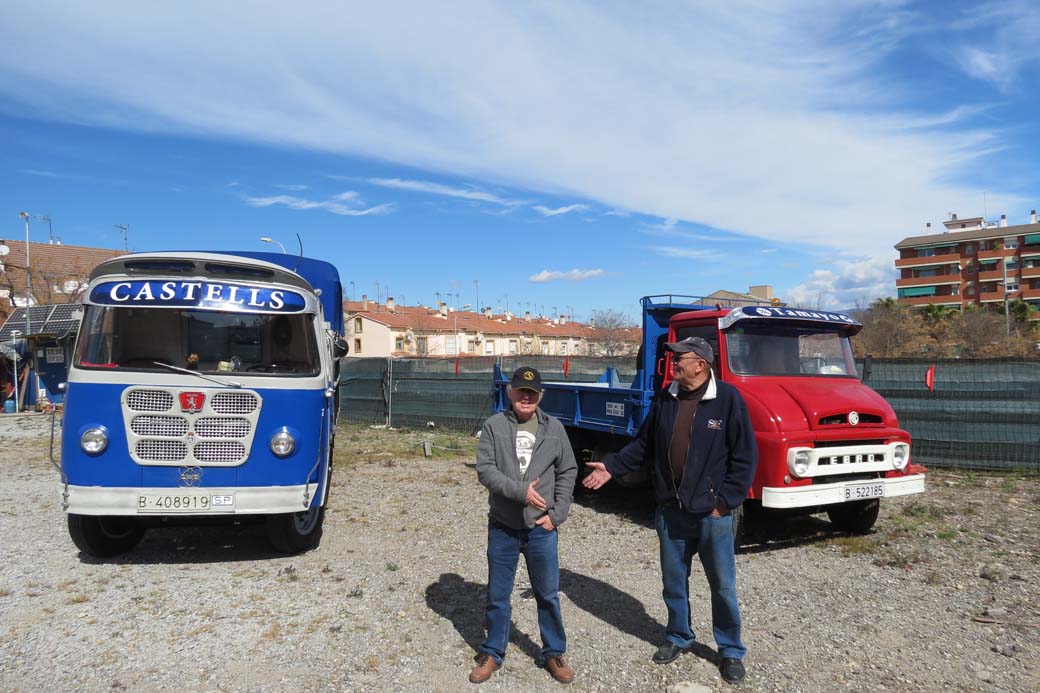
[652,642,689,664]
[720,657,745,684]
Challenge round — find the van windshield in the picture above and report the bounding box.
[74,306,320,376]
[722,324,857,377]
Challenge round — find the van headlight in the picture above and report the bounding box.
[892,443,909,470]
[270,429,296,457]
[789,449,812,478]
[81,427,109,455]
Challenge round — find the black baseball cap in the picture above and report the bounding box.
[665,336,714,363]
[510,366,543,392]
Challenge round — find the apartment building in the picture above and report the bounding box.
[894,210,1040,311]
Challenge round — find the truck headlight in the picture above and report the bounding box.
[81,427,109,455]
[892,443,909,470]
[789,449,812,478]
[270,429,296,457]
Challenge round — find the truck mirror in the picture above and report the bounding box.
[334,337,349,358]
[862,355,873,382]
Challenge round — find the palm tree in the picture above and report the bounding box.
[920,304,956,325]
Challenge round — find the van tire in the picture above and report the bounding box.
[68,514,145,557]
[827,499,880,534]
[266,506,325,554]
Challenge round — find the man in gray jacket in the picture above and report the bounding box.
[469,366,578,685]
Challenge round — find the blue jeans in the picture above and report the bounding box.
[656,503,745,660]
[480,521,566,663]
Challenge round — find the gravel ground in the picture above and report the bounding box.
[0,413,1037,692]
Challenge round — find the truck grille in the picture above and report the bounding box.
[121,387,262,467]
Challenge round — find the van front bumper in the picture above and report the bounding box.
[761,473,926,509]
[64,484,314,516]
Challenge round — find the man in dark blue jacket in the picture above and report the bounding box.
[583,336,757,685]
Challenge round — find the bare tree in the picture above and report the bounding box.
[587,309,639,357]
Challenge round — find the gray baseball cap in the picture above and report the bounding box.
[665,336,714,363]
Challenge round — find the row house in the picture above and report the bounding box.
[894,210,1040,313]
[344,297,623,358]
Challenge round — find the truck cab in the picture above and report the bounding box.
[59,251,347,556]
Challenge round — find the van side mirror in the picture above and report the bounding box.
[861,355,872,382]
[334,338,349,358]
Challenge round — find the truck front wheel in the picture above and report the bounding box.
[67,514,145,557]
[266,505,325,553]
[827,499,880,534]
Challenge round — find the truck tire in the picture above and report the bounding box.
[266,505,325,554]
[827,498,880,534]
[67,514,145,557]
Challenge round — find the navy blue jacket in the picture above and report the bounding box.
[604,372,758,513]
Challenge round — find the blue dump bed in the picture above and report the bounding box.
[493,295,720,436]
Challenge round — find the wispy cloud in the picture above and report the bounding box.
[532,204,589,217]
[946,1,1040,91]
[785,257,896,310]
[273,183,309,191]
[242,191,393,217]
[367,177,522,207]
[650,246,725,261]
[529,268,606,282]
[19,168,61,178]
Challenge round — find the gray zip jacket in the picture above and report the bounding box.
[476,407,577,530]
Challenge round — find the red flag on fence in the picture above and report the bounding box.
[454,357,460,376]
[925,364,935,392]
[563,356,570,378]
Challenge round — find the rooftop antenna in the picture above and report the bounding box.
[38,215,56,244]
[983,191,988,222]
[114,223,129,252]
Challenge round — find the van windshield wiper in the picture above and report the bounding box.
[152,361,243,389]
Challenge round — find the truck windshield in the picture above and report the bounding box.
[74,305,320,376]
[721,324,857,377]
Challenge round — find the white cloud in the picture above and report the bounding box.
[529,268,606,282]
[785,256,896,310]
[651,246,725,261]
[273,183,309,191]
[532,204,589,217]
[367,177,522,206]
[0,1,1030,259]
[946,1,1040,91]
[242,192,393,217]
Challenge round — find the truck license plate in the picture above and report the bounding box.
[844,482,884,501]
[137,493,235,513]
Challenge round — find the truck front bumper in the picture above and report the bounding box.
[64,484,313,516]
[761,473,926,509]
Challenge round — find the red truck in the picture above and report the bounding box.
[493,296,927,543]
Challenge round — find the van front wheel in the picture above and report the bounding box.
[68,514,145,557]
[266,505,325,554]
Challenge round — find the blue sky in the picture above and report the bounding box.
[1,1,1038,320]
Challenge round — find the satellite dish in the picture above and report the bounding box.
[0,245,10,256]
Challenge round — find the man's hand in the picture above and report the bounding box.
[534,514,556,531]
[582,462,612,490]
[525,478,547,510]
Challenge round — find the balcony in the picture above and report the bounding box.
[895,253,961,269]
[895,275,960,288]
[979,289,1007,303]
[978,269,1018,282]
[1020,288,1040,300]
[977,248,1009,261]
[1021,266,1040,279]
[899,294,963,306]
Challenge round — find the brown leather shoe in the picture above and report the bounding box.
[545,655,575,684]
[469,653,500,684]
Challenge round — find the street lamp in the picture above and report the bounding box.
[259,236,286,253]
[17,212,30,339]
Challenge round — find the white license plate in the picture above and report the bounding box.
[137,493,235,513]
[844,481,884,501]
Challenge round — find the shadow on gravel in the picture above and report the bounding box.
[572,484,657,528]
[739,511,841,555]
[425,573,542,662]
[75,522,285,565]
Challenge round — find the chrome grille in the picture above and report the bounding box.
[127,389,174,412]
[194,441,246,462]
[131,416,189,437]
[136,440,187,461]
[211,392,259,414]
[195,418,250,438]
